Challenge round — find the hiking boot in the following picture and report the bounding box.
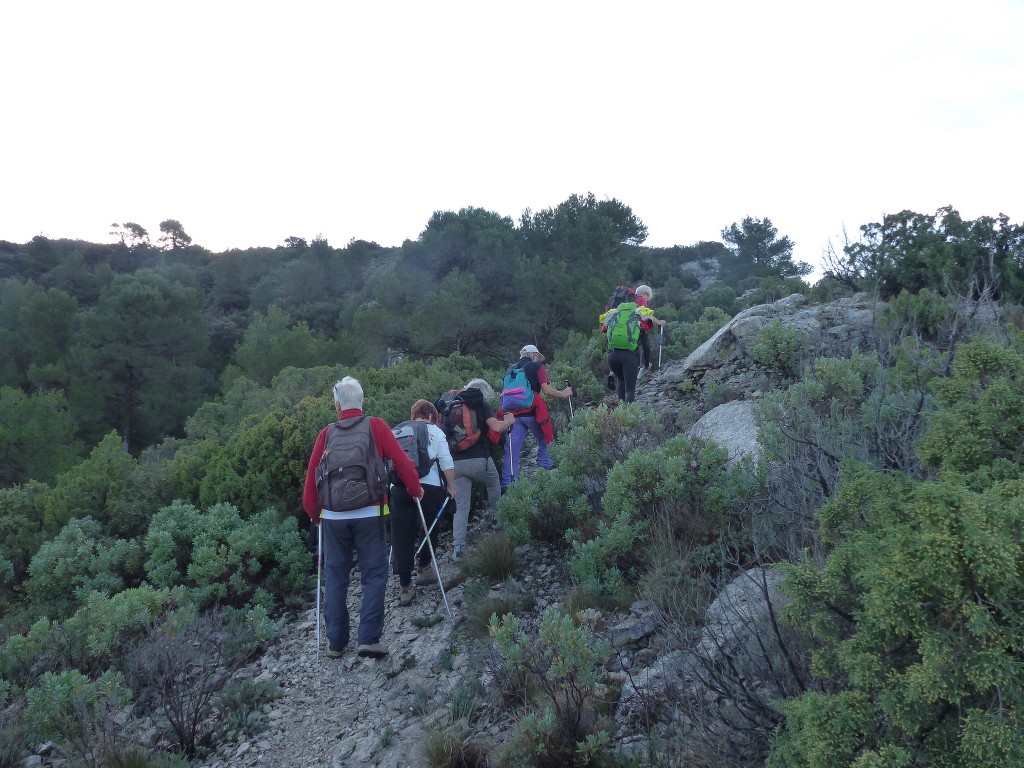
[398,583,415,607]
[357,642,389,659]
[452,545,465,563]
[326,646,345,659]
[416,565,437,585]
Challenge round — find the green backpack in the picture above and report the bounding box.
[606,301,642,351]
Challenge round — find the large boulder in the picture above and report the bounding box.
[668,292,876,388]
[687,399,760,466]
[614,567,796,764]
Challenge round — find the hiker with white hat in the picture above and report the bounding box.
[499,344,572,492]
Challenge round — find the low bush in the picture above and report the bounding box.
[553,404,668,507]
[748,319,809,378]
[217,678,282,738]
[462,578,533,636]
[498,470,588,547]
[462,531,519,581]
[123,607,260,758]
[23,517,143,622]
[489,607,613,767]
[144,501,310,611]
[24,669,132,768]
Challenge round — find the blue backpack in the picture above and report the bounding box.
[500,364,535,411]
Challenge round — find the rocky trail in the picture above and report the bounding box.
[192,509,574,768]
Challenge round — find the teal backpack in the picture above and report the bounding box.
[500,364,535,411]
[606,302,641,351]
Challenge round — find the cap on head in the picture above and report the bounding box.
[520,344,545,362]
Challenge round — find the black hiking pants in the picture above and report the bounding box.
[390,482,447,585]
[608,348,641,403]
[639,328,652,369]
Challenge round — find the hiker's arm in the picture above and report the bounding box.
[638,306,667,327]
[541,382,572,398]
[486,412,514,433]
[443,467,456,497]
[302,427,329,522]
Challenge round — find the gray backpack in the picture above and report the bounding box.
[314,417,388,511]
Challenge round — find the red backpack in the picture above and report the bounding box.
[437,388,483,452]
[605,285,637,311]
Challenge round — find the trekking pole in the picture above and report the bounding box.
[415,495,451,558]
[658,325,664,371]
[416,497,453,620]
[507,430,514,486]
[315,522,322,664]
[564,380,574,419]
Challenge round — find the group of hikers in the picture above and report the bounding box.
[300,284,665,660]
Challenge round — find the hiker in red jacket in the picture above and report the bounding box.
[635,284,657,373]
[303,376,422,660]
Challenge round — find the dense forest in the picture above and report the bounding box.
[1,196,1022,766]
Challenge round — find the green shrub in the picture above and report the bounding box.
[462,578,533,636]
[144,501,309,611]
[604,434,732,544]
[23,517,143,621]
[736,277,810,309]
[463,530,519,581]
[770,462,1024,767]
[24,669,132,768]
[879,287,955,340]
[568,509,642,609]
[552,404,667,507]
[62,586,180,677]
[41,432,136,537]
[678,282,737,322]
[490,607,613,767]
[0,619,58,691]
[217,678,282,737]
[498,470,589,546]
[673,306,731,359]
[748,319,809,378]
[546,329,610,411]
[917,336,1024,480]
[754,350,926,559]
[0,480,50,613]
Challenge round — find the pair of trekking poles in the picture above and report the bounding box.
[315,495,453,663]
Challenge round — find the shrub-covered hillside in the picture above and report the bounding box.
[0,203,1021,766]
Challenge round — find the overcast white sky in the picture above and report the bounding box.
[2,1,1022,278]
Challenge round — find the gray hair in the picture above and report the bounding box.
[465,378,495,402]
[635,284,653,299]
[333,377,364,410]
